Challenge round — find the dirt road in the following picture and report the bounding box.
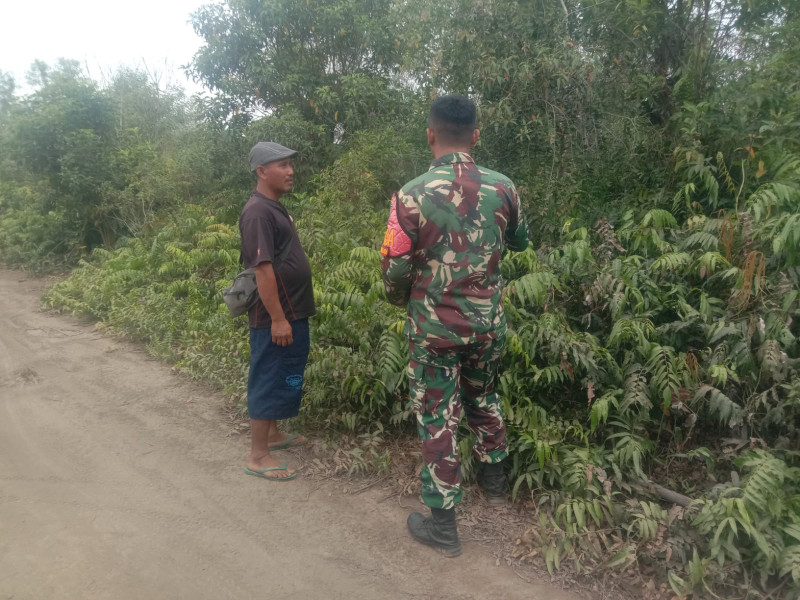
[0,270,580,600]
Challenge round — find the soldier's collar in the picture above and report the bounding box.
[428,152,474,170]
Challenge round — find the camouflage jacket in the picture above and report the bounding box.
[380,152,529,348]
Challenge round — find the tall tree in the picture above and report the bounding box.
[189,0,404,134]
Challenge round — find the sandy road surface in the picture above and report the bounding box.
[0,270,580,600]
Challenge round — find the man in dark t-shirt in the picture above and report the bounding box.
[239,142,316,481]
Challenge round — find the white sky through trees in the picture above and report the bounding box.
[1,0,211,94]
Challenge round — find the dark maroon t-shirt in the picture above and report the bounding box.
[239,191,315,329]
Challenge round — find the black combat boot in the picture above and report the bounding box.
[407,507,462,557]
[477,461,507,506]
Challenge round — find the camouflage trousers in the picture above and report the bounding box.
[409,336,508,509]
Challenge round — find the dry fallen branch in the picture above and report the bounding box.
[634,479,692,507]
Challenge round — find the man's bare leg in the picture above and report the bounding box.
[248,419,295,479]
[266,422,306,448]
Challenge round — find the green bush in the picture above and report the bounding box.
[493,150,800,596]
[43,144,800,596]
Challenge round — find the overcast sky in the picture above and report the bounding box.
[1,0,213,95]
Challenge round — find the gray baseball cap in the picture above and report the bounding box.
[249,142,298,171]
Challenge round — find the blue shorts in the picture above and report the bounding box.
[247,319,310,420]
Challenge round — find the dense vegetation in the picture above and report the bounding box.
[1,1,799,597]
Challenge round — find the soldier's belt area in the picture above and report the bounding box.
[409,332,505,349]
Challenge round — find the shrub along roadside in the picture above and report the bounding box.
[45,149,800,598]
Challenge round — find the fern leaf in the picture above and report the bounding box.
[694,384,743,427]
[681,230,720,251]
[650,252,691,275]
[779,545,800,583]
[590,389,620,431]
[509,271,560,307]
[620,367,652,412]
[350,246,382,263]
[641,209,678,229]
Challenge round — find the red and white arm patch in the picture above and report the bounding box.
[380,194,413,257]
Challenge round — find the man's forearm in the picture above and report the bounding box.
[384,280,412,306]
[382,257,413,307]
[507,213,530,252]
[254,263,286,322]
[507,230,529,252]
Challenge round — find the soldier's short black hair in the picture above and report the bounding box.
[428,95,476,145]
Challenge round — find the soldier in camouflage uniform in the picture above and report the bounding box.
[381,95,529,557]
